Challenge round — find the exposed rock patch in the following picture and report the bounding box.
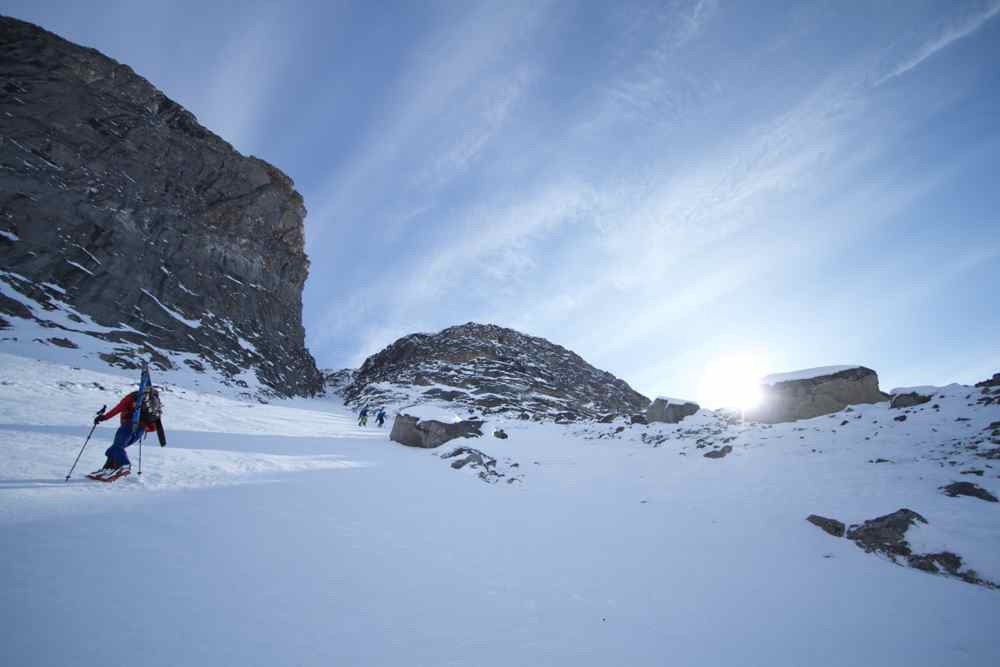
[703,445,733,459]
[440,447,521,485]
[807,508,996,589]
[941,482,998,502]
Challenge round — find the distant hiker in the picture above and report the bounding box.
[91,385,166,480]
[375,407,386,427]
[358,406,369,427]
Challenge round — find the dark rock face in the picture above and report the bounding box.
[749,367,887,423]
[941,482,998,503]
[345,323,649,421]
[806,515,846,538]
[647,398,699,424]
[890,392,931,409]
[0,17,321,395]
[389,414,483,449]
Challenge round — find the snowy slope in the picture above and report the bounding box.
[1,354,999,666]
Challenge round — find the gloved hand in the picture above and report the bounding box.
[93,415,102,426]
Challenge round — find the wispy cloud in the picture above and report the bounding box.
[875,0,1000,86]
[191,6,298,154]
[306,2,553,243]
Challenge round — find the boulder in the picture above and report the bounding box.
[806,514,846,538]
[890,392,932,409]
[493,429,509,440]
[389,414,483,449]
[646,397,700,424]
[749,366,887,423]
[703,445,733,459]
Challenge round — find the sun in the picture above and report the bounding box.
[699,354,768,412]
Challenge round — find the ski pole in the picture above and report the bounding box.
[66,405,106,481]
[138,430,146,477]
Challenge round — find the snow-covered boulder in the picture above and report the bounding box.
[389,414,483,449]
[646,397,700,424]
[749,366,887,423]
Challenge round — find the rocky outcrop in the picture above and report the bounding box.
[647,397,699,424]
[389,414,483,449]
[807,508,996,588]
[890,392,932,409]
[0,17,321,395]
[345,323,649,421]
[749,366,887,423]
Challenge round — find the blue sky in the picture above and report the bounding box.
[8,1,1000,404]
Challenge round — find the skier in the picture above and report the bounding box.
[90,385,165,480]
[375,407,387,427]
[358,406,369,427]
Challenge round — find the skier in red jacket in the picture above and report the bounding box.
[92,387,165,478]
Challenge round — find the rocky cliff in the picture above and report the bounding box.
[0,17,322,395]
[342,322,650,421]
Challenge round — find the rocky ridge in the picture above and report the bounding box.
[342,322,649,421]
[0,17,321,395]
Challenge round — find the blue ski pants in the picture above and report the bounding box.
[105,424,143,468]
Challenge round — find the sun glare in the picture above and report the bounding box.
[699,354,768,412]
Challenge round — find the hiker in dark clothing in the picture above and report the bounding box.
[358,406,369,427]
[375,407,386,427]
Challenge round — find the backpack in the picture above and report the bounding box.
[140,387,163,424]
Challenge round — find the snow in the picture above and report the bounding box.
[0,230,18,242]
[41,281,66,294]
[0,352,999,665]
[140,288,202,328]
[762,365,862,386]
[64,259,95,276]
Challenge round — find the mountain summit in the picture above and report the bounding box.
[342,322,649,420]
